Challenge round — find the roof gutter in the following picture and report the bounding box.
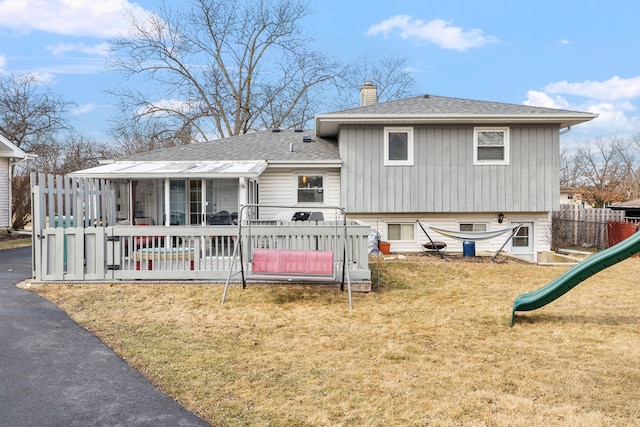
[267,159,342,169]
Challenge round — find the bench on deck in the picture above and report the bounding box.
[250,248,334,281]
[134,247,195,270]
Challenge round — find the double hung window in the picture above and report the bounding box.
[297,174,324,203]
[474,127,509,165]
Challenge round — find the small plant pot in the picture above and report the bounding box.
[378,241,391,254]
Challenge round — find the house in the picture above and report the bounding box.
[72,130,342,226]
[72,87,597,262]
[560,186,585,206]
[609,198,640,222]
[0,134,28,228]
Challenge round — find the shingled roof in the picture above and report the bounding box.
[120,129,339,163]
[315,94,598,137]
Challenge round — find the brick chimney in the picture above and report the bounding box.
[360,81,377,106]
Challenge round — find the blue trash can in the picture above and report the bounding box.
[462,241,476,257]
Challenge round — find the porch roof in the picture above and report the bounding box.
[70,160,268,179]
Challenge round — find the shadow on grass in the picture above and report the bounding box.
[513,312,640,326]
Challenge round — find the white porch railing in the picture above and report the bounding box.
[31,173,371,285]
[34,222,371,283]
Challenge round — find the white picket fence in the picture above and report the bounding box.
[31,173,371,284]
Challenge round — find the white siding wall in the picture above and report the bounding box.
[0,158,9,227]
[350,212,550,257]
[258,168,342,220]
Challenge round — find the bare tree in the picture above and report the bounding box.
[618,135,640,200]
[559,145,581,187]
[10,175,31,230]
[571,136,629,207]
[0,73,73,228]
[334,53,418,109]
[0,73,72,150]
[108,111,194,155]
[61,134,118,172]
[109,0,342,140]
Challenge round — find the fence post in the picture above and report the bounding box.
[31,182,42,280]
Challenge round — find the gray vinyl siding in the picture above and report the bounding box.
[0,158,9,227]
[339,125,559,213]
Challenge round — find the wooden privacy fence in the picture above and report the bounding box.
[31,174,371,284]
[552,205,625,250]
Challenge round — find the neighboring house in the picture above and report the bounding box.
[560,186,585,206]
[0,134,28,228]
[609,198,640,222]
[73,86,597,261]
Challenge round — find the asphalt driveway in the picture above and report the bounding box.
[0,246,210,426]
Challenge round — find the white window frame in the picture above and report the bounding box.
[295,173,326,204]
[387,223,416,242]
[384,127,414,166]
[473,127,510,165]
[458,221,490,233]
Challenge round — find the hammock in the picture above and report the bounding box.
[425,223,521,241]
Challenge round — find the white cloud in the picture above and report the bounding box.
[0,54,6,71]
[543,75,640,101]
[71,103,96,115]
[523,90,571,109]
[366,15,498,51]
[24,71,56,85]
[47,42,111,56]
[0,0,155,38]
[524,76,640,138]
[558,39,571,46]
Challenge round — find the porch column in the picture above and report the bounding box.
[164,178,170,226]
[238,177,247,221]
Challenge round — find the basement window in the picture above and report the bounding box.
[387,223,415,241]
[459,223,488,232]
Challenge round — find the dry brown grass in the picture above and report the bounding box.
[0,233,31,250]
[29,256,640,426]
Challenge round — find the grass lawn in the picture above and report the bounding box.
[29,255,640,426]
[0,234,31,250]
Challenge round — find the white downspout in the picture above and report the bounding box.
[559,126,572,135]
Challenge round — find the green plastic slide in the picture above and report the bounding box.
[510,230,640,327]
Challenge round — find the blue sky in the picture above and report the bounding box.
[1,0,639,146]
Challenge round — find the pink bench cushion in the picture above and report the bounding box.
[252,249,333,276]
[306,250,334,275]
[252,249,280,273]
[278,250,307,274]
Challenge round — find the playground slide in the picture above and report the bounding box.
[510,231,640,326]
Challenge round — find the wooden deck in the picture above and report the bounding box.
[30,173,371,288]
